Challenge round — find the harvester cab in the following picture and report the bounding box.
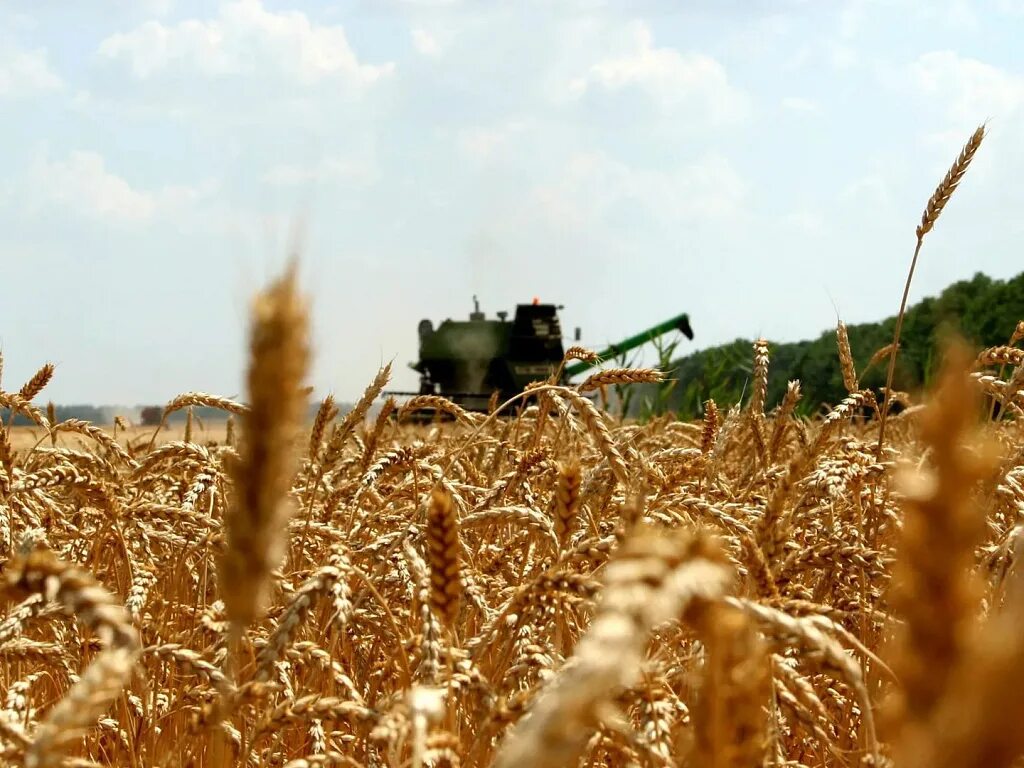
[399,296,566,412]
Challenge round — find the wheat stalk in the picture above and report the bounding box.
[877,124,986,457]
[220,261,310,635]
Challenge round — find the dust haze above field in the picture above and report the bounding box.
[1,0,1023,403]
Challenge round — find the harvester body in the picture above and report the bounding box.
[392,297,694,413]
[411,298,565,411]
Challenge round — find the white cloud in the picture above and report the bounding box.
[263,156,377,186]
[0,41,62,97]
[915,0,979,28]
[909,51,1024,123]
[411,28,441,57]
[457,121,528,161]
[534,151,747,229]
[782,96,818,113]
[70,89,93,110]
[839,0,868,39]
[574,20,747,125]
[782,210,825,236]
[829,42,859,70]
[410,25,457,58]
[390,0,461,5]
[144,0,175,14]
[843,173,893,206]
[98,0,393,85]
[26,150,214,224]
[841,0,977,37]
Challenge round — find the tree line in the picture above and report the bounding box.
[653,270,1024,419]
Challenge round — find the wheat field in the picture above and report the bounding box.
[2,124,1024,768]
[7,425,232,455]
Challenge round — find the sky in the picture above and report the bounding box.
[1,0,1023,405]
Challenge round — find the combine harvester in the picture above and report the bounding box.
[386,297,694,418]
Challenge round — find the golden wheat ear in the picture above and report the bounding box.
[3,547,140,768]
[917,124,986,239]
[308,393,338,462]
[426,486,463,632]
[18,363,54,403]
[837,321,858,393]
[220,261,310,635]
[553,457,581,551]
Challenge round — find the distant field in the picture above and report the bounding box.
[8,421,230,452]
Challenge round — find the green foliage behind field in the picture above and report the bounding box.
[643,270,1024,419]
[7,270,1024,426]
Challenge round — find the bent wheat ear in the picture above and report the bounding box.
[321,363,391,469]
[563,346,600,364]
[577,368,664,393]
[18,363,54,403]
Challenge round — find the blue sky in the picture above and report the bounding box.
[1,0,1023,405]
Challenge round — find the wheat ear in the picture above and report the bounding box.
[426,487,463,632]
[877,124,985,457]
[220,261,310,634]
[493,526,732,768]
[3,547,140,768]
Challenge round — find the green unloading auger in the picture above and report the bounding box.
[564,312,694,379]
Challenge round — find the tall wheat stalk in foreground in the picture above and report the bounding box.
[876,124,986,456]
[220,261,310,637]
[213,261,310,763]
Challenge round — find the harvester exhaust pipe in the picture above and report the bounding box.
[470,295,484,321]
